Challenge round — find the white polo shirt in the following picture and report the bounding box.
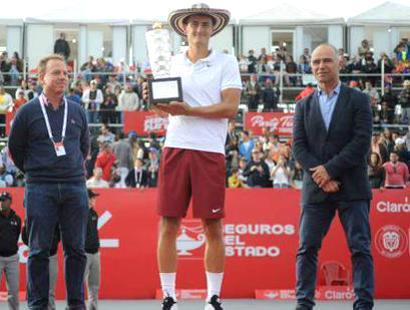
[164,50,242,155]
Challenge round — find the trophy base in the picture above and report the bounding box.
[148,77,183,105]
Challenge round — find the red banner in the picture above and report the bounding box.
[1,189,409,300]
[244,112,294,136]
[124,111,168,136]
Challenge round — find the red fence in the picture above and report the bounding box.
[1,188,409,299]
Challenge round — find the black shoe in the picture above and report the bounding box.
[161,296,178,309]
[205,295,223,310]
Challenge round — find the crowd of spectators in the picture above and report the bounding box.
[0,113,408,190]
[0,38,409,189]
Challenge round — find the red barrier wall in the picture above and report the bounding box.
[1,188,409,299]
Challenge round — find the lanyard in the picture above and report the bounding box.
[39,93,68,143]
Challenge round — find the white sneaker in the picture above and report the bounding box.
[204,295,223,310]
[161,296,178,309]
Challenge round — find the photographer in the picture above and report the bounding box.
[243,149,270,188]
[0,192,21,310]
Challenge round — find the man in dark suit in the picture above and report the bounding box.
[292,44,374,310]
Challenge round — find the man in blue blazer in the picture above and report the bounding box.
[293,44,374,310]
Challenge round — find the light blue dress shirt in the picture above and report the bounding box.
[317,83,341,130]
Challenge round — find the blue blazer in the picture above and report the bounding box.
[292,84,373,204]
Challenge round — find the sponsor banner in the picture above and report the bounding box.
[244,112,294,136]
[256,286,355,301]
[155,289,207,300]
[1,188,409,299]
[124,111,168,136]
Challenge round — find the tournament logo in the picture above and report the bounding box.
[375,225,408,258]
[177,220,205,259]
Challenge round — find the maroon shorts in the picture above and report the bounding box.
[157,147,226,219]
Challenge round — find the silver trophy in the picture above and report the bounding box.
[145,23,182,105]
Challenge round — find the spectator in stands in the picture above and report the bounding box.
[358,39,370,58]
[271,53,284,86]
[285,55,298,86]
[291,161,304,189]
[243,149,270,188]
[399,80,410,123]
[247,50,258,74]
[394,137,410,167]
[267,134,282,163]
[371,133,389,163]
[101,93,118,124]
[125,158,148,188]
[0,163,14,187]
[382,128,396,155]
[13,90,27,113]
[228,168,246,188]
[377,53,394,73]
[363,81,380,122]
[239,130,255,162]
[15,79,29,100]
[270,154,292,188]
[0,52,10,84]
[112,132,134,188]
[97,123,115,145]
[80,56,96,82]
[361,52,378,85]
[226,120,239,152]
[368,152,385,189]
[85,136,100,179]
[67,88,82,105]
[244,74,261,111]
[380,87,397,124]
[107,75,121,92]
[118,83,140,111]
[237,157,248,184]
[262,78,279,111]
[394,40,410,62]
[383,151,409,188]
[86,167,109,188]
[339,54,352,83]
[54,33,70,60]
[27,81,39,101]
[82,79,103,124]
[258,48,269,73]
[238,54,248,73]
[95,142,117,182]
[8,56,22,86]
[0,86,13,136]
[147,148,160,187]
[363,81,380,105]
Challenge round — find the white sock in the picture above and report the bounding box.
[206,272,224,301]
[160,273,177,300]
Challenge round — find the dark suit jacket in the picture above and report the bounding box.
[293,84,373,204]
[125,168,148,188]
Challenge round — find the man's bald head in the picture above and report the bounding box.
[311,44,338,62]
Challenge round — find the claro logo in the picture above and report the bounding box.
[376,197,410,213]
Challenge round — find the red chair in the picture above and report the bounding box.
[321,261,351,286]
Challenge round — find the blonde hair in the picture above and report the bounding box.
[38,54,65,74]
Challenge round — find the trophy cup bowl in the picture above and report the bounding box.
[145,23,183,105]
